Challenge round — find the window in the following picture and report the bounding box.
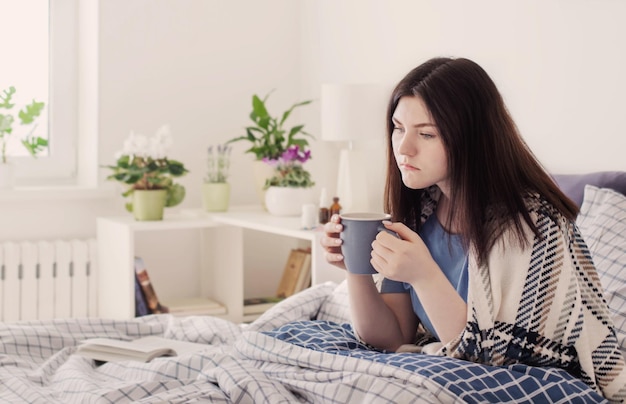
[0,0,89,186]
[0,0,49,158]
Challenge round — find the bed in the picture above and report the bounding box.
[1,172,625,403]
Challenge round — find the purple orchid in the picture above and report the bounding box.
[281,145,311,164]
[263,145,311,167]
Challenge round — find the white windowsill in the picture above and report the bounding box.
[0,185,116,202]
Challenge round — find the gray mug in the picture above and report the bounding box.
[340,212,392,275]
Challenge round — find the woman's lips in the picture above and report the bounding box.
[400,163,418,171]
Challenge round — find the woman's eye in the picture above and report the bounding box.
[420,132,434,139]
[392,126,404,133]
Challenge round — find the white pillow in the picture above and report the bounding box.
[577,185,626,356]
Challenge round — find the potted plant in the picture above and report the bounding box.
[227,90,314,203]
[0,86,48,188]
[202,143,231,212]
[263,145,316,216]
[104,125,189,221]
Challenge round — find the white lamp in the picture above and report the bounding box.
[321,83,388,213]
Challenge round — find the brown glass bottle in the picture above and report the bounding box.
[329,197,342,216]
[318,188,330,224]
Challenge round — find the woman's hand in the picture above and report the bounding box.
[320,214,346,270]
[370,221,436,284]
[373,221,467,344]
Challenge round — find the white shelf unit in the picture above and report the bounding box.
[210,208,343,287]
[96,213,242,322]
[97,206,344,323]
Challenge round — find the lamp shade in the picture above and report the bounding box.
[320,83,388,142]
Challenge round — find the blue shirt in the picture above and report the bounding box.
[380,214,468,340]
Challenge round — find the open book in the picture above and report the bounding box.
[76,336,209,363]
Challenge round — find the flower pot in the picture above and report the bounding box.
[202,182,230,212]
[0,162,15,189]
[132,189,167,221]
[252,160,276,208]
[264,186,315,216]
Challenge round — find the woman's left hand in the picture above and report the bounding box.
[370,221,436,284]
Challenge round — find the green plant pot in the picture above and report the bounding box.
[202,182,230,212]
[133,189,167,221]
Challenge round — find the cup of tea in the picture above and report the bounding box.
[339,212,392,275]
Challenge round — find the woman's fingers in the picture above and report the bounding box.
[322,214,346,269]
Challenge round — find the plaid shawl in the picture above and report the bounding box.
[419,188,626,402]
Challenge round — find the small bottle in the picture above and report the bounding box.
[318,188,330,224]
[329,196,342,216]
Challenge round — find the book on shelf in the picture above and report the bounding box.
[293,248,312,294]
[242,249,311,316]
[275,248,311,298]
[135,256,169,314]
[134,272,150,317]
[164,297,227,316]
[76,335,209,363]
[243,296,284,315]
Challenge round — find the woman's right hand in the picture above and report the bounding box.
[320,214,346,270]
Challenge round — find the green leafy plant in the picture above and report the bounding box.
[205,144,231,183]
[227,90,314,160]
[264,145,315,189]
[0,86,47,164]
[103,125,189,212]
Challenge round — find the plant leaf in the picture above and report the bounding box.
[21,136,48,157]
[18,100,45,124]
[0,114,14,133]
[287,125,304,138]
[165,183,186,207]
[279,100,312,126]
[252,94,268,119]
[167,160,188,176]
[0,87,16,109]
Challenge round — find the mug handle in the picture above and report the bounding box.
[377,225,400,238]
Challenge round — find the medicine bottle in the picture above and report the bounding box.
[329,197,342,216]
[318,188,330,224]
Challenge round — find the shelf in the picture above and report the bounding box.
[163,296,227,317]
[98,212,218,232]
[209,208,319,241]
[97,206,344,322]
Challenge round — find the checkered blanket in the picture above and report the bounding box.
[0,282,607,403]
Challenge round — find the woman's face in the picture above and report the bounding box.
[392,95,449,192]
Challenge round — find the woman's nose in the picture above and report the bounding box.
[396,135,416,156]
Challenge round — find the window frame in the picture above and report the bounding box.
[12,0,80,186]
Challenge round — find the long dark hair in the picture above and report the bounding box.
[383,57,578,265]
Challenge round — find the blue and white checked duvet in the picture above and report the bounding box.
[263,320,605,403]
[0,282,608,403]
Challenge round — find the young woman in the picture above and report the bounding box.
[321,57,625,401]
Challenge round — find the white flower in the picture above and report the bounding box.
[121,131,150,157]
[115,125,173,160]
[148,125,173,159]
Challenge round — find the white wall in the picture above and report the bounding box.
[302,0,626,211]
[1,0,625,298]
[1,0,309,299]
[96,0,308,299]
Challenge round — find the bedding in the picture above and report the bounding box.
[576,185,626,356]
[0,282,610,403]
[1,174,625,403]
[552,171,626,207]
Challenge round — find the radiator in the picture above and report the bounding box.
[0,238,98,322]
